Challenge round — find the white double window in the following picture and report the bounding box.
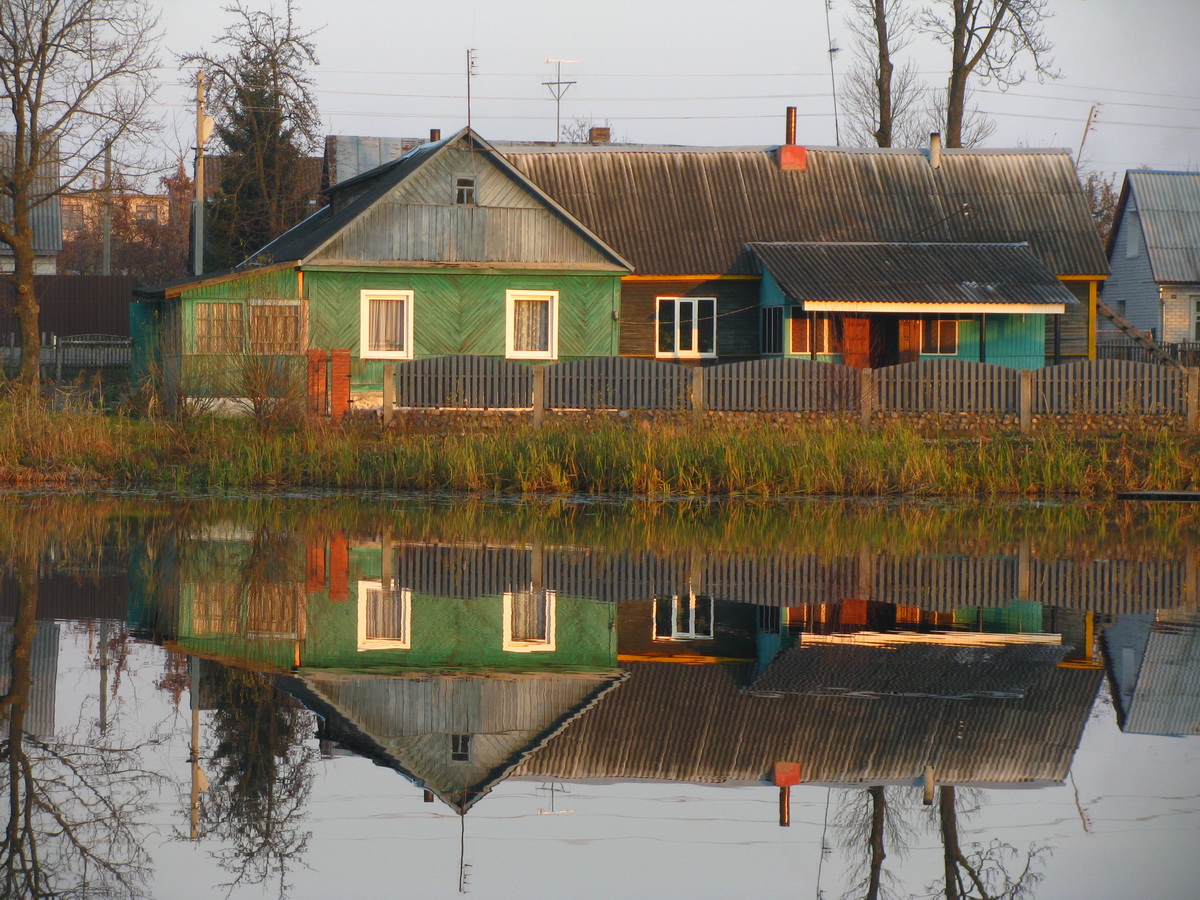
[357,580,412,650]
[506,290,558,360]
[360,290,414,360]
[657,297,716,359]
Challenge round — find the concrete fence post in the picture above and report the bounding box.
[859,368,875,430]
[691,366,705,424]
[54,334,61,384]
[1019,369,1033,435]
[531,365,545,430]
[382,363,395,427]
[1187,367,1200,433]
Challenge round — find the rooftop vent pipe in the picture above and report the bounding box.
[429,128,441,142]
[777,107,806,171]
[929,132,942,169]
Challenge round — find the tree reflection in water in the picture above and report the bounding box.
[0,525,160,899]
[923,785,1051,900]
[834,785,918,900]
[196,663,316,898]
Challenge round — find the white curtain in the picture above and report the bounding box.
[512,298,549,353]
[370,299,406,352]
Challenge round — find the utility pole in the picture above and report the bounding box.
[543,57,580,143]
[194,71,214,276]
[101,144,111,276]
[1077,103,1101,164]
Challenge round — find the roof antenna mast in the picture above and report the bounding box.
[466,49,478,133]
[824,0,841,145]
[543,57,580,144]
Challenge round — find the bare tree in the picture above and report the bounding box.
[841,0,926,147]
[922,0,1058,148]
[1079,170,1119,245]
[0,0,159,387]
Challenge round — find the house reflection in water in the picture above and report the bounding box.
[1104,610,1200,736]
[131,528,1122,819]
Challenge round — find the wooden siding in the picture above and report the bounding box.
[1044,279,1092,360]
[619,278,760,359]
[314,145,618,268]
[305,270,620,385]
[1103,202,1162,336]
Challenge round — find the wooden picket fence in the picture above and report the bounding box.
[379,355,1200,431]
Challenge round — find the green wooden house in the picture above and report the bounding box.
[131,128,631,397]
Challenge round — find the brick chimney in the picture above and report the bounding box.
[776,107,806,171]
[588,126,611,144]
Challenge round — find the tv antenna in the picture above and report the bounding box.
[543,57,580,143]
[823,0,841,144]
[466,49,478,132]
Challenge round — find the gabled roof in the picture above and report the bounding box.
[252,128,631,271]
[501,143,1109,278]
[1110,170,1200,284]
[749,242,1078,310]
[289,670,625,814]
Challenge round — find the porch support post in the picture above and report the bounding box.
[979,313,987,363]
[809,311,816,361]
[1053,315,1062,365]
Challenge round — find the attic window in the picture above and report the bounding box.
[451,734,472,762]
[454,175,476,205]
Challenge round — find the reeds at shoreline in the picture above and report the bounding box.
[1,395,1197,497]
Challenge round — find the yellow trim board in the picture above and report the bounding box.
[622,274,760,282]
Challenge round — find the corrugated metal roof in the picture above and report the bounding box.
[0,134,63,256]
[748,242,1078,308]
[750,643,1067,699]
[501,144,1108,277]
[1105,612,1200,736]
[515,661,1102,786]
[1127,170,1200,283]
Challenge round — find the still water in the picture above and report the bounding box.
[1,494,1197,899]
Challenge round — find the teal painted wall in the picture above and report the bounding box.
[304,268,621,388]
[941,314,1047,370]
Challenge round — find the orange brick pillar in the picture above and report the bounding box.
[329,533,349,602]
[330,349,351,424]
[306,350,328,417]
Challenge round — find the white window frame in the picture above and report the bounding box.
[359,289,414,360]
[502,589,556,652]
[656,296,717,359]
[505,289,559,360]
[790,310,836,355]
[921,318,959,355]
[652,592,714,642]
[454,174,477,205]
[356,580,412,650]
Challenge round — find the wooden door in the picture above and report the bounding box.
[898,319,923,363]
[842,317,872,368]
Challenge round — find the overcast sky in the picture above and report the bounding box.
[152,0,1200,176]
